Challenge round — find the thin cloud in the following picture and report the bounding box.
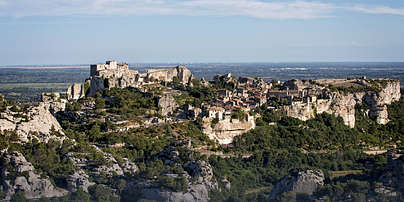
[352,5,404,16]
[181,0,334,19]
[2,0,404,19]
[0,0,335,19]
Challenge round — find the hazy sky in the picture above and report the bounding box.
[1,0,404,65]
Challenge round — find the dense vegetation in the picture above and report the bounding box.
[207,92,404,201]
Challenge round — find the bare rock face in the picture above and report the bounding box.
[283,80,401,128]
[86,61,195,97]
[67,83,85,100]
[41,92,66,115]
[202,116,255,145]
[88,77,106,97]
[363,81,401,124]
[66,170,95,192]
[1,151,68,200]
[269,169,325,199]
[159,94,179,116]
[137,160,218,202]
[147,65,194,85]
[66,146,138,178]
[0,102,64,143]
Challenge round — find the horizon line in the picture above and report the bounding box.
[1,61,404,68]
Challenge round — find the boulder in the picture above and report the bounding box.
[269,169,325,199]
[159,94,179,116]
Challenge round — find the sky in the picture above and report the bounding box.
[0,0,404,65]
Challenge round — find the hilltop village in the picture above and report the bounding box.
[0,60,404,201]
[66,60,401,144]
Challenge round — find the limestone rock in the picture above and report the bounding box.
[66,146,138,177]
[67,83,85,100]
[120,158,139,174]
[66,170,95,192]
[269,169,325,199]
[159,94,179,116]
[0,118,15,131]
[86,61,195,97]
[137,160,218,202]
[283,79,401,128]
[202,116,255,145]
[41,92,66,115]
[0,102,64,143]
[1,151,68,200]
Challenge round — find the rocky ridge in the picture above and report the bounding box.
[283,79,401,128]
[0,102,65,143]
[70,61,195,98]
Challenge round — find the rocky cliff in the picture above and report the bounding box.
[1,151,68,200]
[283,79,401,128]
[79,61,195,97]
[202,116,255,145]
[67,83,85,100]
[0,102,65,143]
[137,160,217,202]
[158,94,179,116]
[269,169,325,200]
[130,141,218,202]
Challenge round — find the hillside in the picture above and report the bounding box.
[0,62,404,201]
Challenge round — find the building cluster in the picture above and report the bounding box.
[199,74,326,122]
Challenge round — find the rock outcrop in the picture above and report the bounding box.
[41,92,66,115]
[137,160,217,202]
[1,151,68,200]
[202,115,255,145]
[67,83,85,100]
[66,146,138,178]
[269,169,325,199]
[283,79,401,128]
[147,65,194,85]
[66,170,95,192]
[83,61,195,97]
[0,102,65,143]
[363,80,401,124]
[159,94,179,116]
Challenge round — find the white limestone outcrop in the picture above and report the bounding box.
[74,61,195,97]
[283,79,401,128]
[202,115,256,145]
[0,102,65,143]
